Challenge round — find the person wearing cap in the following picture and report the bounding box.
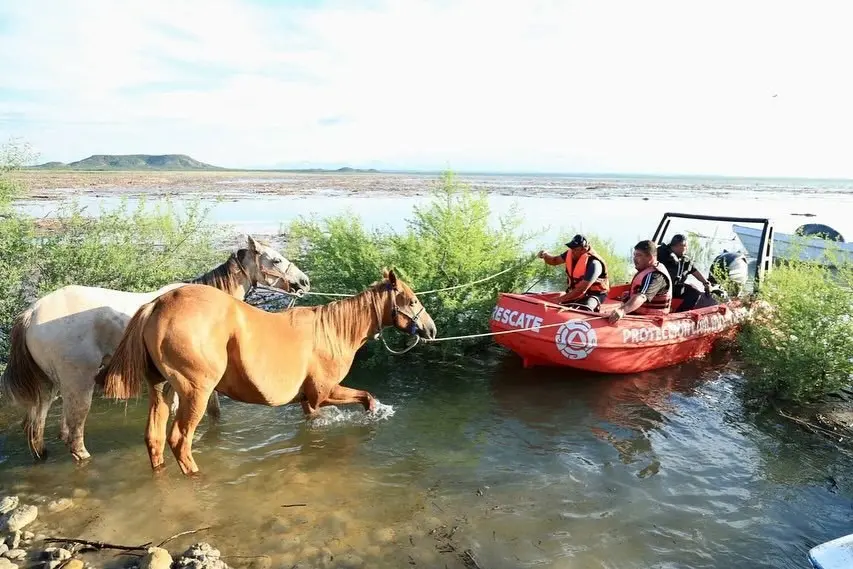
[657,234,714,312]
[537,234,610,312]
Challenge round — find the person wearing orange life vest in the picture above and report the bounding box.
[537,234,610,312]
[608,239,673,324]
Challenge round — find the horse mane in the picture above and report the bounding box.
[309,278,398,357]
[187,249,247,293]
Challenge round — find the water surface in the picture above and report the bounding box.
[1,353,851,569]
[4,174,853,568]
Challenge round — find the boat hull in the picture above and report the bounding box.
[733,223,853,266]
[489,289,751,374]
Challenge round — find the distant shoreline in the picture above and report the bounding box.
[18,167,853,184]
[10,169,853,204]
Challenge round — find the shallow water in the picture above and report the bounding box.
[5,175,853,567]
[14,174,853,260]
[2,351,852,569]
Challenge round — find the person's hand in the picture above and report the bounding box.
[704,282,712,295]
[608,307,625,324]
[537,250,546,259]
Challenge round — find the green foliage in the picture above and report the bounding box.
[0,137,38,211]
[739,256,853,405]
[284,171,552,357]
[0,139,223,362]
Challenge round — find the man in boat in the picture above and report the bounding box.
[608,240,673,323]
[537,234,610,312]
[656,234,716,312]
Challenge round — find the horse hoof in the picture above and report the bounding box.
[71,451,91,462]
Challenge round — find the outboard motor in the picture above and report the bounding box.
[707,250,749,300]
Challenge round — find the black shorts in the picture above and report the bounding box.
[560,291,607,312]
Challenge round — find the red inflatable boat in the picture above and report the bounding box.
[489,212,776,374]
[490,286,751,374]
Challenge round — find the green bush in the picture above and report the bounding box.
[738,255,853,405]
[283,172,632,360]
[0,139,223,363]
[283,171,553,355]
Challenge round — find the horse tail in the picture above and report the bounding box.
[0,307,57,459]
[102,301,157,400]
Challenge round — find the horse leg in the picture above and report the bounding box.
[299,376,332,419]
[324,384,377,413]
[167,388,210,476]
[165,383,221,424]
[59,371,96,461]
[146,381,171,471]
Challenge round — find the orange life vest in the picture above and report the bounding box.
[630,261,672,315]
[565,250,610,293]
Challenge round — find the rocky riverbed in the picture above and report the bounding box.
[1,492,238,569]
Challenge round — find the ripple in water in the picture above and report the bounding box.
[307,400,396,429]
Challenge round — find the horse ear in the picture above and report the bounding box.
[388,268,397,287]
[247,235,260,252]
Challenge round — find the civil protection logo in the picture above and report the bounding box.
[555,320,597,360]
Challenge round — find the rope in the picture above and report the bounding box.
[422,313,609,342]
[269,254,540,299]
[415,254,538,295]
[375,328,422,354]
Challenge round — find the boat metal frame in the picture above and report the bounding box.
[651,212,775,292]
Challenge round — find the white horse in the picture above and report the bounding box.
[0,235,310,462]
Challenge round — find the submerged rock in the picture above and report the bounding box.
[4,505,38,532]
[140,547,172,569]
[0,497,18,516]
[46,499,73,514]
[64,560,85,569]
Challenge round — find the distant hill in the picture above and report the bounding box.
[33,154,224,171]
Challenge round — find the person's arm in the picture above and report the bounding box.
[559,259,602,302]
[537,250,566,266]
[690,268,711,292]
[608,272,667,323]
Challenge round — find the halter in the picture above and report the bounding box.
[371,280,424,337]
[233,250,297,297]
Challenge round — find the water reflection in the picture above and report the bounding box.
[2,347,853,568]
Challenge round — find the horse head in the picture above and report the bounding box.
[379,268,437,340]
[241,235,311,294]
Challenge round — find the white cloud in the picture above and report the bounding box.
[1,0,852,176]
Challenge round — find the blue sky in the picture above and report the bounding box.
[1,0,851,177]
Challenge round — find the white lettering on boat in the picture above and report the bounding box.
[621,306,750,344]
[491,306,544,333]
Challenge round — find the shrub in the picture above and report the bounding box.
[738,254,853,405]
[284,171,553,356]
[0,139,223,363]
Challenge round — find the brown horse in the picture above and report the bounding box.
[100,269,437,475]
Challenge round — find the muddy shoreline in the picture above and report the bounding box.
[10,170,848,202]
